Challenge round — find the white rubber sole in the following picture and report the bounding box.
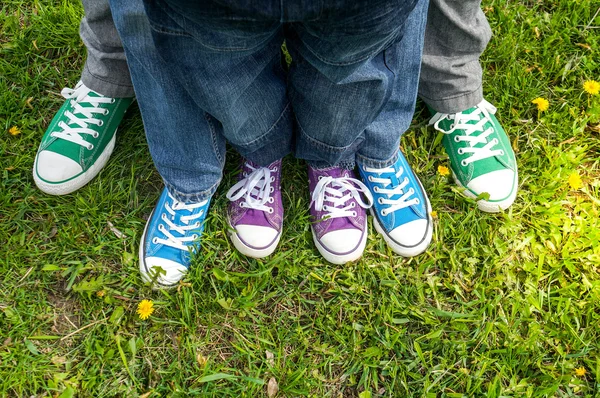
[453,169,519,213]
[33,133,116,196]
[228,224,281,259]
[311,227,367,265]
[138,215,180,290]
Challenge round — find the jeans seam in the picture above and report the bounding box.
[205,113,224,166]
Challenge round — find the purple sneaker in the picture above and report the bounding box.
[308,166,373,264]
[226,159,283,258]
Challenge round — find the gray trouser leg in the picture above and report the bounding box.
[80,0,134,98]
[418,0,491,113]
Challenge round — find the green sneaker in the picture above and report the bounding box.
[33,81,133,195]
[429,100,518,213]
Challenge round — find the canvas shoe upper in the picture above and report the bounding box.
[358,152,433,257]
[33,81,133,195]
[429,99,518,212]
[308,166,373,264]
[139,188,210,288]
[226,159,283,258]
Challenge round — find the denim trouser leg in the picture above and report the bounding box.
[133,0,425,170]
[135,0,294,167]
[418,0,492,113]
[80,0,134,98]
[289,0,429,169]
[109,0,226,202]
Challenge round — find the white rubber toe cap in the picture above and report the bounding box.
[36,150,82,182]
[319,229,363,254]
[388,219,429,247]
[467,169,516,200]
[141,257,187,287]
[235,225,279,250]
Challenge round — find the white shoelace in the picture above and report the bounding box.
[51,82,114,150]
[154,192,207,251]
[429,100,504,167]
[364,166,419,216]
[226,163,276,214]
[311,176,373,219]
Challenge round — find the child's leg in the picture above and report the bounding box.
[286,0,432,259]
[110,0,228,287]
[33,0,134,195]
[420,0,518,212]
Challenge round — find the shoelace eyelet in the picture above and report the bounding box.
[110,98,116,104]
[454,136,460,142]
[499,150,505,156]
[461,160,468,167]
[268,208,274,214]
[93,132,99,138]
[103,109,109,115]
[415,198,420,205]
[368,176,374,182]
[378,198,384,205]
[380,210,387,217]
[351,211,357,217]
[373,186,380,193]
[457,148,464,155]
[87,144,94,150]
[98,120,104,127]
[268,197,274,203]
[152,237,159,244]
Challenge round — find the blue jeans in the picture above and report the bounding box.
[110,0,428,202]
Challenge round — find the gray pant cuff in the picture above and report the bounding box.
[356,150,399,169]
[164,178,220,204]
[419,84,483,114]
[81,64,135,98]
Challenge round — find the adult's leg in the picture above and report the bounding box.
[80,0,134,98]
[33,0,134,195]
[419,0,517,212]
[110,0,227,286]
[418,0,490,113]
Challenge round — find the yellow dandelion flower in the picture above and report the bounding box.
[575,367,587,377]
[96,290,106,298]
[8,126,21,136]
[137,299,154,320]
[531,97,549,112]
[568,172,582,190]
[437,165,450,176]
[430,210,438,219]
[583,80,600,96]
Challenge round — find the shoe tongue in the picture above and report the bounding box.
[327,217,355,231]
[238,208,272,228]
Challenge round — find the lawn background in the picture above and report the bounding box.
[1,0,599,396]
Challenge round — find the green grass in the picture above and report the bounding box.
[1,0,600,396]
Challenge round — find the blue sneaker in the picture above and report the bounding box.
[358,152,433,257]
[139,188,210,288]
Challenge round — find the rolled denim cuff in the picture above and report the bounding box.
[164,177,221,204]
[356,149,399,169]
